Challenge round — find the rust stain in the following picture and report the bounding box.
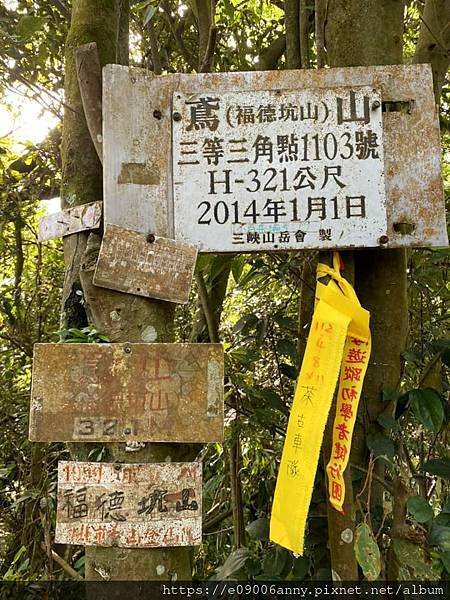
[103,63,447,249]
[117,162,160,185]
[29,342,224,443]
[38,201,102,242]
[93,224,198,304]
[55,461,202,548]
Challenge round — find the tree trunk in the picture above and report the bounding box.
[322,0,407,579]
[61,0,196,582]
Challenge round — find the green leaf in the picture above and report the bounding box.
[209,255,233,282]
[292,555,310,580]
[231,255,246,283]
[195,254,211,273]
[143,5,157,25]
[279,363,297,380]
[74,555,85,570]
[232,314,258,334]
[429,526,450,552]
[392,538,438,580]
[410,388,444,432]
[354,523,381,581]
[246,517,269,541]
[276,339,299,365]
[422,458,450,480]
[273,314,297,331]
[366,432,395,459]
[441,551,450,574]
[407,496,433,523]
[245,557,261,577]
[16,16,46,40]
[262,546,288,577]
[430,339,450,367]
[402,351,422,365]
[377,411,398,430]
[212,547,250,579]
[256,388,288,416]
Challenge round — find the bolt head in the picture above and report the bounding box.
[172,112,182,122]
[146,233,156,243]
[379,235,389,245]
[372,100,381,110]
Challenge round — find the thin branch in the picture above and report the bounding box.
[315,0,326,67]
[258,35,286,70]
[0,57,73,119]
[299,0,310,68]
[204,508,232,531]
[50,0,71,19]
[351,462,394,495]
[285,0,301,69]
[160,0,197,70]
[199,25,218,73]
[147,20,163,75]
[197,0,213,66]
[415,0,450,101]
[419,14,449,51]
[196,271,220,342]
[40,544,83,580]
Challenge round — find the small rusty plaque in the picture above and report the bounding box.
[30,343,223,442]
[55,461,202,548]
[93,224,197,304]
[38,201,102,242]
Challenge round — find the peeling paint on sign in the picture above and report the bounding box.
[38,201,102,241]
[30,343,224,442]
[93,224,197,304]
[103,64,447,250]
[55,461,202,548]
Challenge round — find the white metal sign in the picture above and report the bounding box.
[172,87,386,252]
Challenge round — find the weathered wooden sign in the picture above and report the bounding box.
[93,224,197,304]
[103,64,447,250]
[55,461,202,548]
[38,201,102,242]
[30,343,223,443]
[173,87,386,252]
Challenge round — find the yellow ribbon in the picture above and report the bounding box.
[270,252,371,554]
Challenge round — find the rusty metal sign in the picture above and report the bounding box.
[38,201,102,242]
[55,461,202,548]
[93,224,197,304]
[103,64,447,250]
[30,343,223,443]
[173,87,387,252]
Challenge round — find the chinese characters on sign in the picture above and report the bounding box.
[29,343,224,443]
[172,87,386,252]
[55,461,202,547]
[327,336,369,506]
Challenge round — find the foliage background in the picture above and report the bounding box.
[0,0,449,582]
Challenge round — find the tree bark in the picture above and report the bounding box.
[323,0,407,579]
[61,0,196,582]
[285,0,301,69]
